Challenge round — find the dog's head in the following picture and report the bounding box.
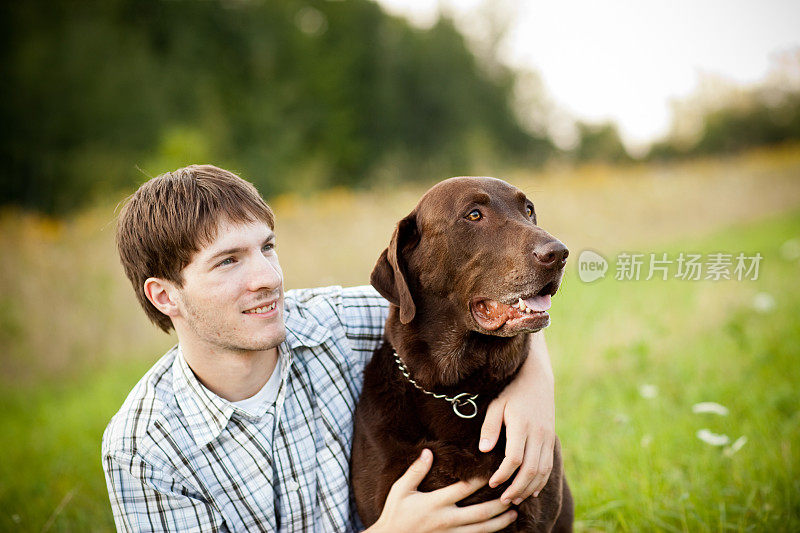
[372,177,567,338]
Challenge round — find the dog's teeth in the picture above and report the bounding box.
[518,298,526,310]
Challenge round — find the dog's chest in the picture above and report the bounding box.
[416,406,508,479]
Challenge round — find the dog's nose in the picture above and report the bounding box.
[533,240,569,268]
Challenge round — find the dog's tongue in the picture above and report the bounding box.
[522,294,551,312]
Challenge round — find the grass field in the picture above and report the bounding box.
[1,147,799,531]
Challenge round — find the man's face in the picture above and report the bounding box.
[173,218,286,355]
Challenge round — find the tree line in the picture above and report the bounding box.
[2,1,798,214]
[0,0,551,213]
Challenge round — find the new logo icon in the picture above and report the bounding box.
[578,250,608,282]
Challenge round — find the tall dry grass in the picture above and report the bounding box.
[1,144,799,387]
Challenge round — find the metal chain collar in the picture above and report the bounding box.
[393,351,479,419]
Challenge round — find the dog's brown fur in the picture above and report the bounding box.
[352,177,573,532]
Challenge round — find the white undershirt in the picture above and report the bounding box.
[231,355,284,414]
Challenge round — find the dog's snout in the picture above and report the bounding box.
[533,240,569,268]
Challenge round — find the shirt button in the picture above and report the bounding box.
[286,479,300,492]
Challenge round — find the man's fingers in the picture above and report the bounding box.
[454,509,518,533]
[488,448,524,491]
[517,459,551,504]
[434,476,487,504]
[529,438,555,497]
[488,422,525,489]
[519,476,542,504]
[393,449,433,493]
[450,497,511,526]
[501,438,544,503]
[479,399,505,452]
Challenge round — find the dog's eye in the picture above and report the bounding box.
[466,209,482,221]
[526,205,534,218]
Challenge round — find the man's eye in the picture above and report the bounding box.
[263,243,275,252]
[218,257,235,267]
[466,209,482,221]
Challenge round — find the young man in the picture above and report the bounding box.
[103,165,557,532]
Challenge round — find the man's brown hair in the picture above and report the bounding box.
[116,165,275,332]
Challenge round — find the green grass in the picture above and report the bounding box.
[0,358,155,532]
[548,211,800,531]
[1,209,798,531]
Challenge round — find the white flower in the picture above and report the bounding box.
[752,292,776,313]
[692,402,729,416]
[724,436,748,457]
[639,384,658,399]
[696,429,730,446]
[641,434,653,448]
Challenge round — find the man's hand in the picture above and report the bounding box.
[479,331,555,505]
[367,449,518,533]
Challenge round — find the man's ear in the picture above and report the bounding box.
[143,277,181,319]
[370,213,419,324]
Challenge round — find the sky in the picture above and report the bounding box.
[375,0,800,152]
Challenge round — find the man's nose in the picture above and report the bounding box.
[247,255,283,292]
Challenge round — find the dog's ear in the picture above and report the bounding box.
[370,213,418,324]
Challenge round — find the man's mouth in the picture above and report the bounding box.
[470,290,554,332]
[243,301,278,314]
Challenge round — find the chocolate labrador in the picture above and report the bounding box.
[351,177,573,532]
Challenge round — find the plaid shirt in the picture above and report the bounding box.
[102,286,388,532]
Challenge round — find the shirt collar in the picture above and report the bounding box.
[172,346,236,448]
[282,300,332,349]
[172,307,332,447]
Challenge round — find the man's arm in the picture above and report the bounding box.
[104,453,225,532]
[339,285,390,361]
[479,331,556,504]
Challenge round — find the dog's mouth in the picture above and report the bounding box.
[470,282,557,333]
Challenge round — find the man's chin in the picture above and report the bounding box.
[262,333,287,352]
[248,329,287,353]
[241,313,286,351]
[221,327,286,355]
